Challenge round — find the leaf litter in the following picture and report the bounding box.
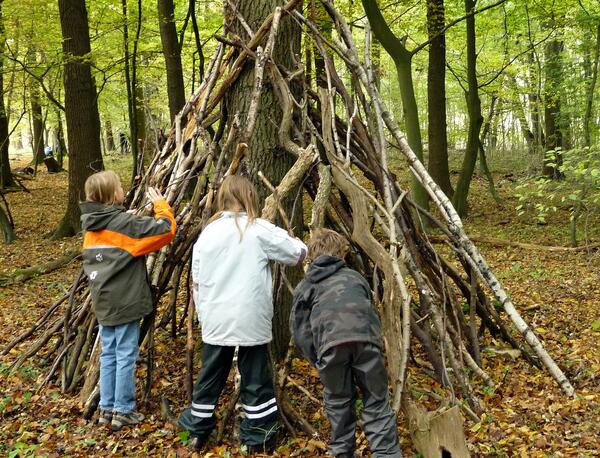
[0,166,598,456]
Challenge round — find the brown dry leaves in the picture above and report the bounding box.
[0,168,599,456]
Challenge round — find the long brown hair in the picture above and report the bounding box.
[211,175,259,239]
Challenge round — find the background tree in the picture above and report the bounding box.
[426,0,453,198]
[53,0,103,238]
[361,0,429,209]
[452,0,485,217]
[29,83,44,166]
[0,0,14,189]
[158,0,185,123]
[542,31,565,178]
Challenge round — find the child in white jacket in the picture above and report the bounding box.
[178,175,306,452]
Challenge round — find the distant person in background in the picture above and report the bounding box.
[44,145,53,158]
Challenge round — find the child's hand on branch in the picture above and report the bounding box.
[147,187,164,203]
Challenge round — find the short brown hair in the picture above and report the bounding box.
[85,171,121,205]
[308,228,349,261]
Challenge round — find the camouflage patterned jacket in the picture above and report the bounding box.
[290,255,383,365]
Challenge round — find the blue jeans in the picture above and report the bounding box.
[99,320,140,414]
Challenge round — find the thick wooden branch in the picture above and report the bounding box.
[261,146,317,222]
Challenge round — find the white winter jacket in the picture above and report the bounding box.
[191,212,307,346]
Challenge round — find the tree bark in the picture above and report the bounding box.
[0,202,15,243]
[158,0,186,123]
[511,78,536,155]
[134,82,146,173]
[452,0,483,217]
[53,0,103,239]
[225,0,302,359]
[0,0,14,189]
[542,36,564,178]
[31,89,45,166]
[361,0,429,210]
[56,108,67,169]
[527,51,544,151]
[426,0,453,198]
[104,119,116,151]
[122,0,143,182]
[583,23,600,147]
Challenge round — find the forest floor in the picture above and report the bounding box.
[0,153,599,457]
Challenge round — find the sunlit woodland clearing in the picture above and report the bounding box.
[0,0,600,457]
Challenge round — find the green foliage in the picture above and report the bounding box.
[515,146,600,242]
[177,430,190,445]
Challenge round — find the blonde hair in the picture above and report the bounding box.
[211,175,260,239]
[84,171,121,205]
[308,228,349,261]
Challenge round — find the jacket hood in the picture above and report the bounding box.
[306,255,346,283]
[80,201,124,231]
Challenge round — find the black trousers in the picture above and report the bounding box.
[316,342,402,458]
[178,343,279,446]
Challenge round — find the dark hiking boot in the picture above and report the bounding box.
[189,436,207,452]
[246,435,278,454]
[111,411,145,431]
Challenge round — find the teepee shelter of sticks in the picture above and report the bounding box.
[5,0,575,441]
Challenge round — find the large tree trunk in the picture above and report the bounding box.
[511,78,537,156]
[158,0,186,123]
[56,107,67,169]
[527,51,544,150]
[0,0,14,189]
[426,0,453,198]
[0,203,15,243]
[31,89,45,166]
[134,83,147,174]
[122,0,143,182]
[452,0,483,217]
[542,36,564,178]
[53,0,103,239]
[225,0,302,359]
[583,23,600,147]
[104,119,116,151]
[361,0,429,210]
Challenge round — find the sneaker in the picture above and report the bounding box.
[97,409,113,425]
[111,411,145,431]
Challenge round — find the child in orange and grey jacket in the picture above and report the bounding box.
[80,171,176,431]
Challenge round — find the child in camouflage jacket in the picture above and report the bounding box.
[290,229,402,458]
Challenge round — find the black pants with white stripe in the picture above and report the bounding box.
[178,343,279,446]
